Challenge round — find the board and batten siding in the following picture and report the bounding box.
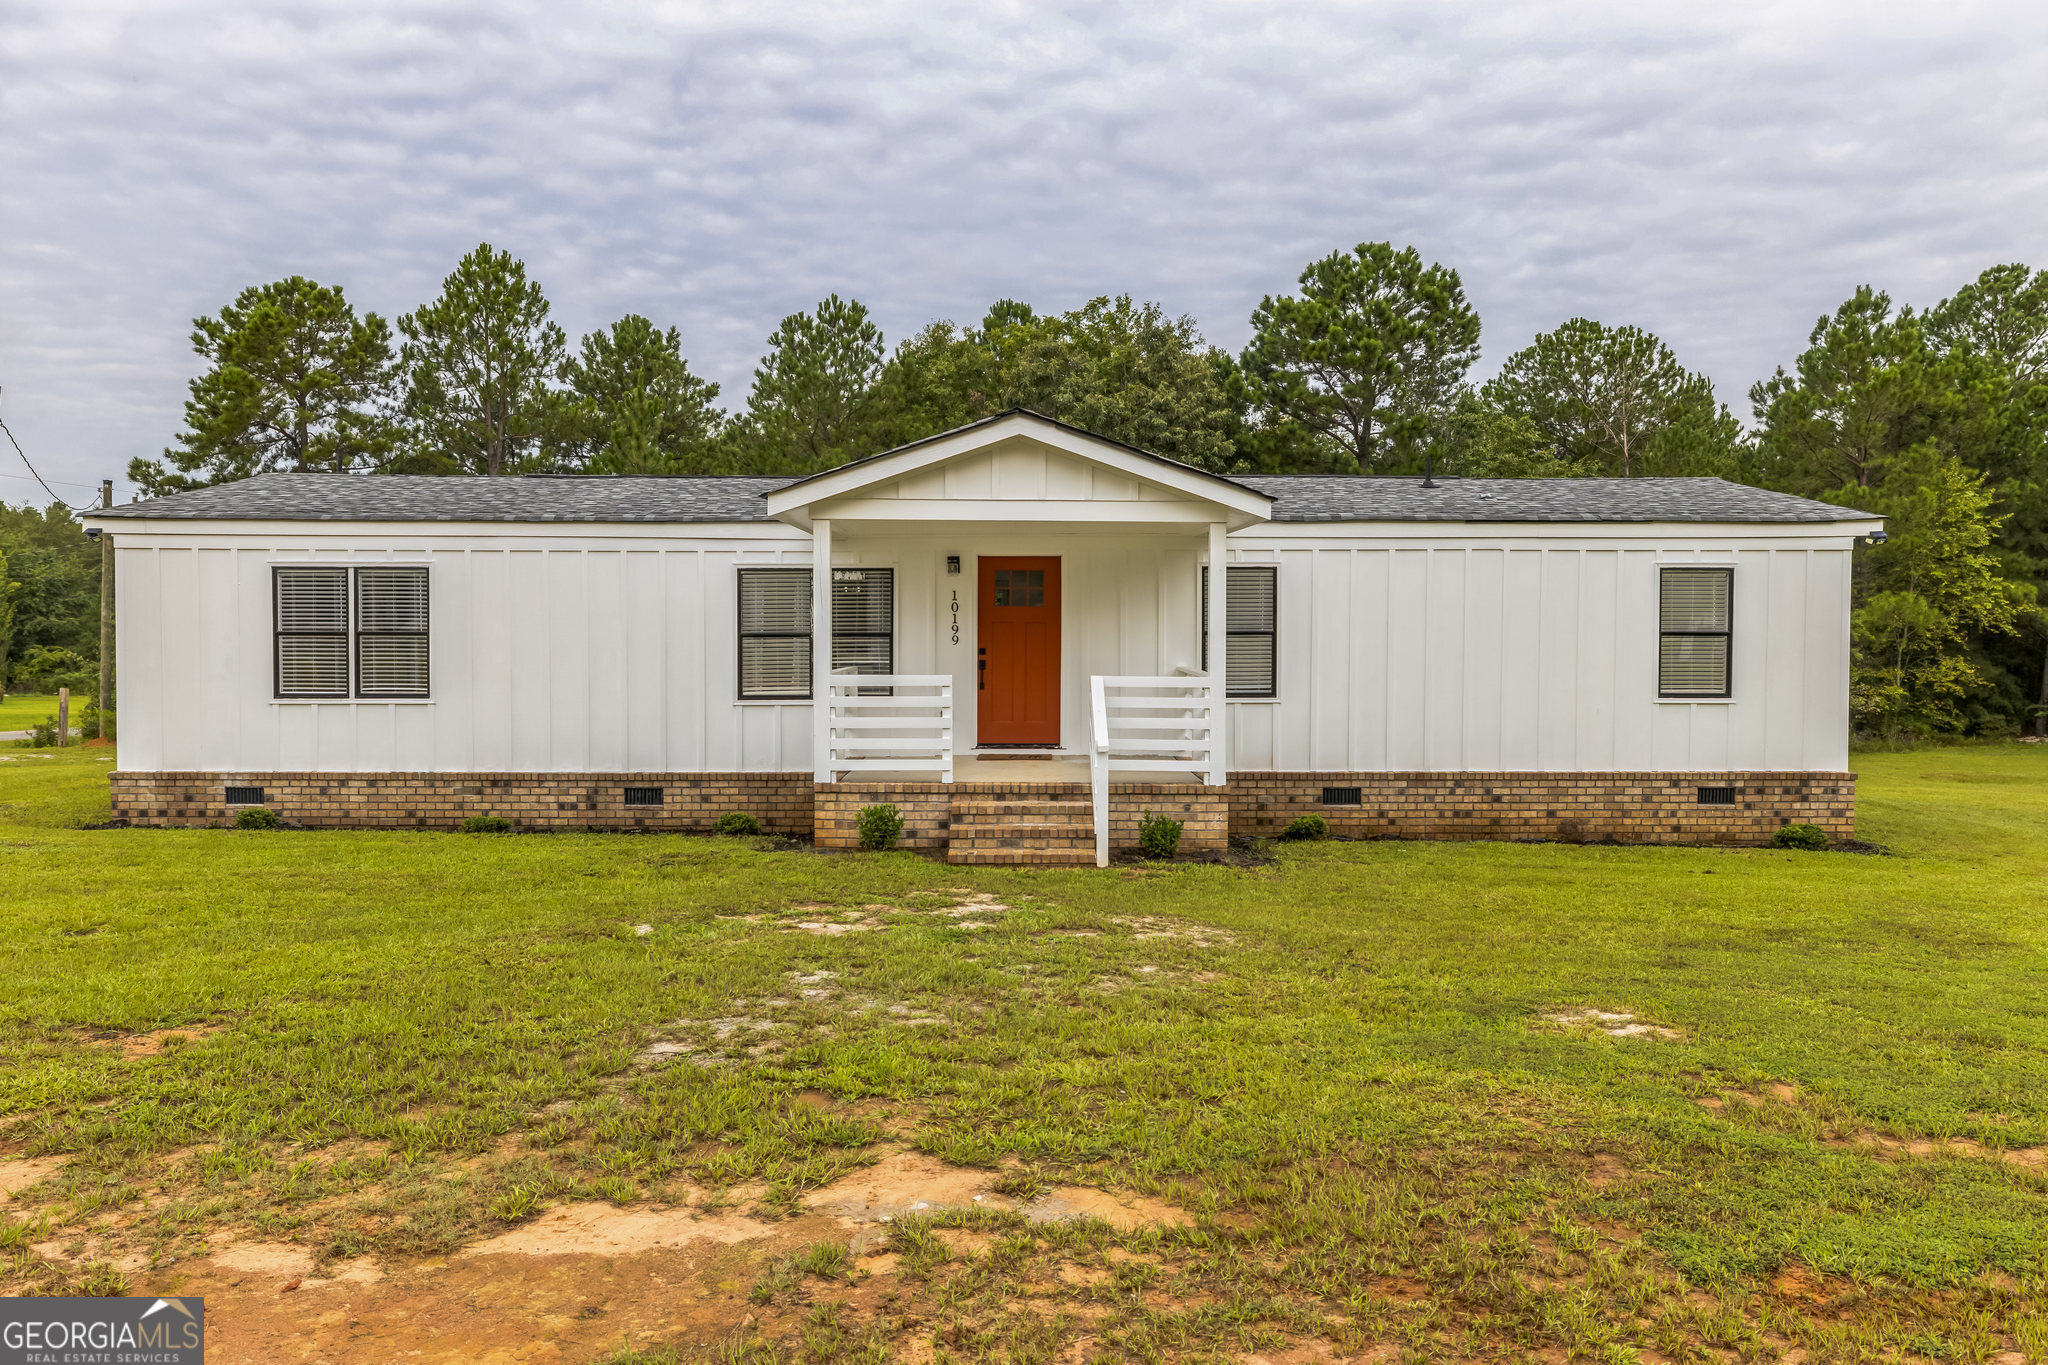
[108,518,1856,778]
[112,525,816,774]
[1224,529,1853,774]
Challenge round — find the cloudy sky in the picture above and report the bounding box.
[2,0,2045,501]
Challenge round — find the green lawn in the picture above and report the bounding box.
[0,692,72,733]
[1,745,2045,1361]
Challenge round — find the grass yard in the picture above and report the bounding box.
[0,745,2045,1364]
[0,692,70,733]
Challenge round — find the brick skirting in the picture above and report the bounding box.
[108,771,814,833]
[107,768,1852,847]
[1227,770,1854,845]
[814,782,1231,854]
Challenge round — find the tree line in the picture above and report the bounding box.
[16,240,2048,737]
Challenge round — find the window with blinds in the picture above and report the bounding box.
[738,568,814,699]
[1659,566,1733,698]
[830,569,894,677]
[275,566,431,699]
[275,567,351,698]
[1201,564,1279,698]
[356,567,430,698]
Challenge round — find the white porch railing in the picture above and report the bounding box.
[1088,673,1220,866]
[824,674,955,781]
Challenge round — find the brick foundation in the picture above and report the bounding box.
[108,771,815,833]
[814,782,1231,855]
[106,767,1853,848]
[1227,770,1854,846]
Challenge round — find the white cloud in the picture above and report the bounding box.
[1,0,2044,498]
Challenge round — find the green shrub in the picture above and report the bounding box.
[1138,809,1183,859]
[462,814,513,834]
[13,716,59,749]
[1772,823,1829,851]
[233,807,281,831]
[714,811,762,836]
[10,646,94,695]
[1282,814,1329,841]
[857,803,904,851]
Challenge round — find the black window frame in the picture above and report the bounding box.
[737,567,816,701]
[273,565,432,701]
[273,566,352,700]
[1658,566,1734,700]
[1202,564,1279,699]
[830,567,896,686]
[354,565,431,700]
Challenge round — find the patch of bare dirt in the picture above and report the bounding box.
[785,912,886,935]
[1541,1008,1680,1040]
[0,1155,63,1199]
[807,1150,1006,1222]
[1109,915,1234,947]
[209,1240,318,1282]
[1834,1132,2047,1170]
[139,1208,847,1365]
[81,1024,226,1059]
[803,1150,1192,1233]
[935,1228,995,1257]
[1237,1342,1359,1365]
[1022,1187,1193,1232]
[458,1201,777,1258]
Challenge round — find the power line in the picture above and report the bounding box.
[0,469,98,491]
[0,384,105,513]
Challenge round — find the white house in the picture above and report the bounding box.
[83,410,1880,863]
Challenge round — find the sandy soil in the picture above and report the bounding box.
[121,1149,1190,1365]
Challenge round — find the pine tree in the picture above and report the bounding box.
[131,277,395,495]
[731,295,886,473]
[1482,319,1741,477]
[1239,242,1481,471]
[395,245,567,476]
[558,315,724,474]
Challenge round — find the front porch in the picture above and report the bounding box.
[761,412,1275,864]
[816,670,1227,864]
[814,774,1231,866]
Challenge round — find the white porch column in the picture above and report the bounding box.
[812,517,833,782]
[1207,519,1229,787]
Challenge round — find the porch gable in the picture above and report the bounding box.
[763,410,1273,530]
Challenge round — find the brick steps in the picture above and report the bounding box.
[946,794,1097,866]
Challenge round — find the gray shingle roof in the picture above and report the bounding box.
[91,473,803,523]
[1236,476,1871,523]
[90,471,1872,525]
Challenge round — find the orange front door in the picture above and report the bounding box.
[978,556,1061,746]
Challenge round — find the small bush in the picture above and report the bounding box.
[1138,809,1183,859]
[714,811,762,836]
[857,803,905,851]
[462,814,513,834]
[233,807,281,831]
[1773,822,1829,851]
[14,715,59,749]
[1282,814,1329,841]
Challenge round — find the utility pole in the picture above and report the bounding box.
[99,478,113,739]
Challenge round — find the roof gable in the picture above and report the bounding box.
[762,410,1274,528]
